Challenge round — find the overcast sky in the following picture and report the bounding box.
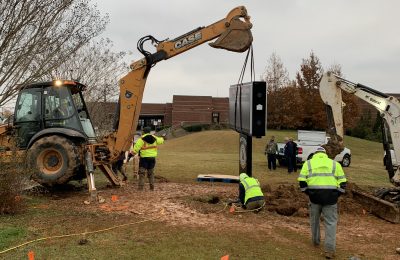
[93,0,400,103]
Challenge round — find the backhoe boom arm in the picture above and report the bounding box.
[320,72,400,184]
[101,6,253,162]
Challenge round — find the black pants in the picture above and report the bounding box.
[139,157,156,169]
[267,154,276,170]
[287,155,297,173]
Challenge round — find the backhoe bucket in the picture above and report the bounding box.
[322,132,344,160]
[352,187,400,223]
[209,18,253,53]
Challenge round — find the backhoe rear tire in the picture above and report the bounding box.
[28,135,81,186]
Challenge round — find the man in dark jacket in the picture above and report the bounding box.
[298,147,347,259]
[284,137,297,173]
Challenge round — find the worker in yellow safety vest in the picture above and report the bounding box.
[238,173,265,210]
[297,146,347,259]
[130,126,165,191]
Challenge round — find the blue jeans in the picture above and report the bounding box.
[309,202,338,253]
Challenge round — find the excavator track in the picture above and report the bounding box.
[352,186,400,223]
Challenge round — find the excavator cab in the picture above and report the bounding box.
[14,80,96,148]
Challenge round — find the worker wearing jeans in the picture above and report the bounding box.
[309,203,337,253]
[131,127,164,191]
[297,147,347,259]
[238,173,265,210]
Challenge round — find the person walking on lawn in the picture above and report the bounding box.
[298,146,347,259]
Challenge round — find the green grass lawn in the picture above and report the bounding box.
[156,129,391,187]
[0,129,394,259]
[0,216,319,259]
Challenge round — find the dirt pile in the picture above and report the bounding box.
[45,182,367,229]
[264,184,309,216]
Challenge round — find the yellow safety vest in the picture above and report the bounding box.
[297,153,347,192]
[132,134,164,158]
[240,177,264,204]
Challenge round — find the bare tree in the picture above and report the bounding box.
[46,38,127,102]
[0,0,109,106]
[261,52,289,93]
[43,38,128,134]
[327,63,343,77]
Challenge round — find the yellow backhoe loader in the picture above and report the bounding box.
[0,6,253,202]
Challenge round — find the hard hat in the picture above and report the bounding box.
[143,126,151,134]
[316,146,326,153]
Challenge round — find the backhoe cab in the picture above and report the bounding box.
[1,80,96,185]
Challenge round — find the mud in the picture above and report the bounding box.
[322,132,344,159]
[24,181,400,259]
[69,182,366,222]
[262,183,365,217]
[35,180,369,222]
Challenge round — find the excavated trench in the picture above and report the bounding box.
[26,180,391,223]
[185,183,366,217]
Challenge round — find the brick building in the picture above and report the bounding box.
[138,95,229,129]
[89,92,398,133]
[89,95,229,132]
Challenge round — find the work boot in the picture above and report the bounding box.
[325,251,335,259]
[150,184,154,191]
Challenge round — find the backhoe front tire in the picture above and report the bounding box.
[28,136,81,186]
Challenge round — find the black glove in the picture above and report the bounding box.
[127,153,133,162]
[299,181,308,192]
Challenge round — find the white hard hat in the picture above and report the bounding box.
[316,146,326,153]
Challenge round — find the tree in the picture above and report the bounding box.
[267,82,303,129]
[0,0,109,106]
[42,38,129,134]
[261,52,291,129]
[296,51,325,129]
[261,52,289,93]
[296,51,323,90]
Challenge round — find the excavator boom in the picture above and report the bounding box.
[100,6,253,161]
[319,71,400,222]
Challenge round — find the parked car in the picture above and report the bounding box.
[276,130,352,167]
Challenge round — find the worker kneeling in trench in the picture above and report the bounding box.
[238,173,265,210]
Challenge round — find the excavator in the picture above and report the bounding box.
[320,71,400,222]
[0,6,253,201]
